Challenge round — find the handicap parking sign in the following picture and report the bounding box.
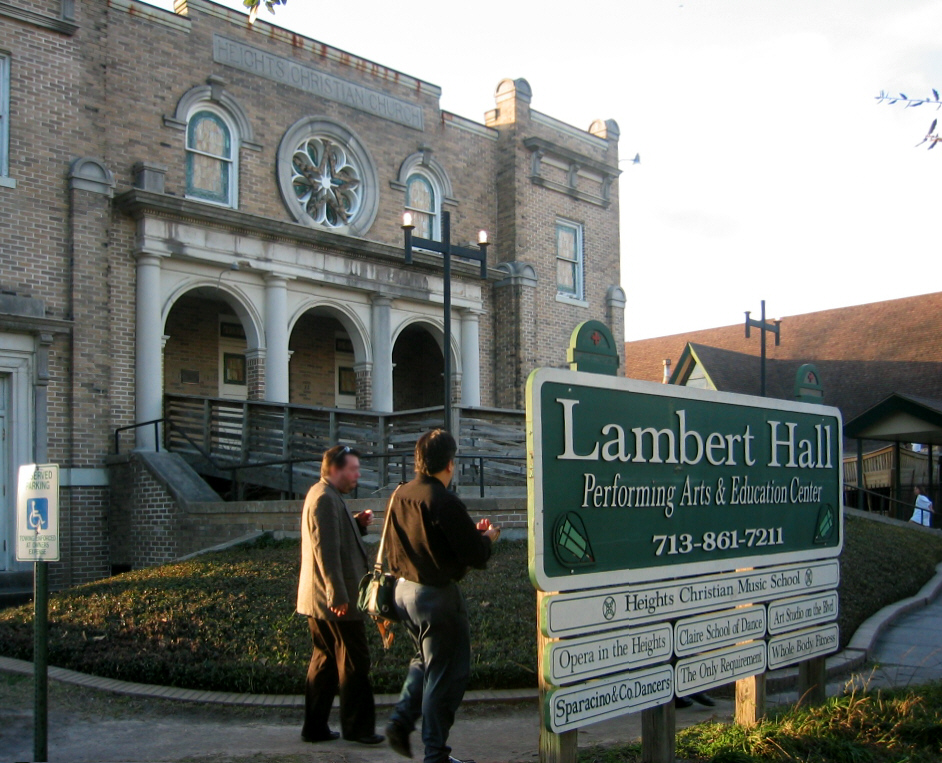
[16,464,59,562]
[27,498,49,530]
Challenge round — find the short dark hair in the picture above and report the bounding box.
[321,444,361,478]
[415,429,457,476]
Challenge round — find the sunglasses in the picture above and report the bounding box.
[329,445,353,465]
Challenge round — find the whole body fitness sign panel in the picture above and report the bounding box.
[527,369,843,592]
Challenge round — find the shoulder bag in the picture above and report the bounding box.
[356,485,402,648]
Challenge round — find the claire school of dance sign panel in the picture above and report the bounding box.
[525,368,844,733]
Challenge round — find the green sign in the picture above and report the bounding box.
[526,368,843,592]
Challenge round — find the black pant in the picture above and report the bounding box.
[303,616,376,740]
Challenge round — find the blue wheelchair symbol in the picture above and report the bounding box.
[27,498,48,531]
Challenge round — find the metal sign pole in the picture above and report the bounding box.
[16,463,59,763]
[34,559,49,762]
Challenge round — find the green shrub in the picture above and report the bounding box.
[2,514,941,695]
[0,538,534,694]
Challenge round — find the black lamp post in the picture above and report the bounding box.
[402,210,489,432]
[744,300,781,398]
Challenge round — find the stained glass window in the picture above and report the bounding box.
[186,111,233,205]
[556,221,583,298]
[405,174,437,240]
[290,136,362,228]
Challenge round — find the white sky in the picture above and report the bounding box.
[151,0,942,340]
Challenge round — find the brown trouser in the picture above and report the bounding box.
[303,616,376,740]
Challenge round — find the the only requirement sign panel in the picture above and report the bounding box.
[527,368,843,592]
[16,464,60,562]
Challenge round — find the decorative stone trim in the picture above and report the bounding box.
[0,1,78,35]
[276,116,380,237]
[606,285,627,311]
[531,110,609,150]
[108,0,190,33]
[589,118,621,142]
[494,261,537,289]
[132,162,167,194]
[523,136,619,208]
[164,78,261,151]
[179,0,441,100]
[441,112,499,141]
[68,157,116,197]
[115,189,498,282]
[390,147,458,208]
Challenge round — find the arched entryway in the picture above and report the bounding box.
[163,286,261,401]
[393,323,446,411]
[289,313,357,409]
[288,304,371,410]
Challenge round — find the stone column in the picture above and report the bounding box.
[135,252,165,450]
[459,309,482,407]
[371,294,393,412]
[264,274,290,403]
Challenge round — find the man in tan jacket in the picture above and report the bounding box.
[297,445,383,746]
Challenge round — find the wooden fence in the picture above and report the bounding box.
[162,394,526,498]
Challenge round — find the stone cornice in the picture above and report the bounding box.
[0,313,72,334]
[114,190,501,281]
[522,137,620,176]
[0,2,78,34]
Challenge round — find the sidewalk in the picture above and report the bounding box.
[3,579,942,762]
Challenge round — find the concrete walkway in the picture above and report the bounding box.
[3,564,942,762]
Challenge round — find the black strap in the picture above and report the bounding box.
[374,484,402,575]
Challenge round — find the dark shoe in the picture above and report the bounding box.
[691,692,716,707]
[675,696,694,708]
[301,730,340,743]
[385,721,412,758]
[348,733,385,745]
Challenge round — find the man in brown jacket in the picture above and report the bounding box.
[296,445,383,746]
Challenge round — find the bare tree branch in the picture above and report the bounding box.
[876,90,941,150]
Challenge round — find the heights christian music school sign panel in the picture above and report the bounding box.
[526,369,843,592]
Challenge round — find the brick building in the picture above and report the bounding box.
[0,0,625,584]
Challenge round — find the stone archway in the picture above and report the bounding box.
[392,323,446,412]
[162,284,262,401]
[288,302,372,410]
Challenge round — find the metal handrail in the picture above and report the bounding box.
[843,483,920,512]
[114,418,164,454]
[222,451,526,499]
[116,415,525,499]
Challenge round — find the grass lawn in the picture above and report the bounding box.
[580,682,942,762]
[0,513,940,694]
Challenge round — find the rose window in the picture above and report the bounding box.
[290,137,362,228]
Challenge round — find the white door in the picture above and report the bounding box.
[0,375,8,571]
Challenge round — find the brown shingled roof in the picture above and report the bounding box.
[625,292,942,426]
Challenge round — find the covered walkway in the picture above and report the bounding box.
[844,393,942,523]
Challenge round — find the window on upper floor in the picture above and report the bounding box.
[556,220,584,301]
[186,108,237,207]
[0,53,12,186]
[405,172,439,241]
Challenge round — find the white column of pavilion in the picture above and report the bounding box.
[135,252,165,450]
[459,308,482,407]
[371,294,394,412]
[264,274,291,403]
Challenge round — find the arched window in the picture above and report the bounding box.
[186,109,236,206]
[405,173,438,240]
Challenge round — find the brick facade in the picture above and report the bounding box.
[0,0,622,582]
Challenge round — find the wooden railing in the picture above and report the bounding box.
[162,394,526,498]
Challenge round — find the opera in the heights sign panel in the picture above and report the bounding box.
[526,367,843,733]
